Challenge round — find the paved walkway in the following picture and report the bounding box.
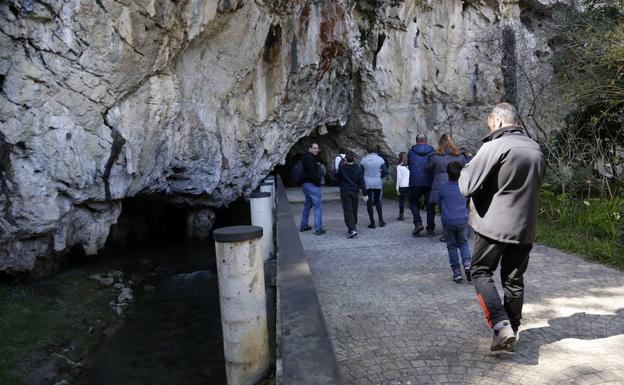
[294,198,624,385]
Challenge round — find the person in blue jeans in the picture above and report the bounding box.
[439,161,471,283]
[300,143,326,235]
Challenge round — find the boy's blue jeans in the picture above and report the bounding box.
[444,224,472,276]
[300,183,323,231]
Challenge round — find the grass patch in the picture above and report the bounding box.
[537,189,624,270]
[0,275,117,384]
[536,218,624,270]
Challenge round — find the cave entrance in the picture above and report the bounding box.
[275,123,347,187]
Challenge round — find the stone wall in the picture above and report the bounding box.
[0,0,565,273]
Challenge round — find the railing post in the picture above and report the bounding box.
[260,181,275,205]
[260,181,276,233]
[214,226,270,385]
[249,192,274,261]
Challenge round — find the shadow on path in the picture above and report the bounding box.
[511,308,624,365]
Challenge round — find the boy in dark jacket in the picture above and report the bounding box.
[336,152,369,238]
[439,161,471,283]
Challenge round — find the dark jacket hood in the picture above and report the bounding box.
[410,143,434,156]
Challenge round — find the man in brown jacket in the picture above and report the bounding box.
[459,103,545,353]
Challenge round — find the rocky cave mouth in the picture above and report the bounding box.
[80,194,253,271]
[0,0,566,277]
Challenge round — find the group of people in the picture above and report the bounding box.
[298,102,546,354]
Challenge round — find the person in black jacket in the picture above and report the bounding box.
[299,143,326,235]
[407,135,435,236]
[336,152,369,238]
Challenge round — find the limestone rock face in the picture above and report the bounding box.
[343,0,563,158]
[0,0,565,273]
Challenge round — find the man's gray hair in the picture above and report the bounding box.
[490,102,520,125]
[416,134,427,143]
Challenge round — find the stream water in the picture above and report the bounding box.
[75,238,226,385]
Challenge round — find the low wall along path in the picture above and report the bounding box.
[294,197,624,385]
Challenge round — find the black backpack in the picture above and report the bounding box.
[291,159,304,184]
[380,162,389,178]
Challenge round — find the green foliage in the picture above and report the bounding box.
[538,185,624,269]
[382,181,399,200]
[552,1,624,122]
[0,275,116,384]
[537,219,624,269]
[548,1,624,193]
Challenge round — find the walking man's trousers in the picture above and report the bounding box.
[471,232,532,332]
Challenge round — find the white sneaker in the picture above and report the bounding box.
[491,321,516,354]
[347,230,358,238]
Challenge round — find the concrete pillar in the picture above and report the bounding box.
[260,181,273,197]
[214,226,269,385]
[249,192,274,261]
[260,182,275,208]
[259,182,276,234]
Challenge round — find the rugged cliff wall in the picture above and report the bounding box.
[0,0,563,274]
[340,0,561,158]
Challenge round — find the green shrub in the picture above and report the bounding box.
[538,186,624,269]
[382,181,399,200]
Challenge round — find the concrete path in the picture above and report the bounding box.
[294,198,624,385]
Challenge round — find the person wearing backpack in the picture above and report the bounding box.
[336,152,369,238]
[361,145,386,228]
[376,145,390,179]
[334,148,347,172]
[299,143,326,235]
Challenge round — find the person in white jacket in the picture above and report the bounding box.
[396,152,410,220]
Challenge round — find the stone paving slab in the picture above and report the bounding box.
[294,198,624,385]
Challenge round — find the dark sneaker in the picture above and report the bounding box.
[315,228,326,235]
[491,321,516,354]
[464,268,472,282]
[439,236,447,242]
[452,275,463,283]
[368,223,376,229]
[427,231,435,238]
[508,331,518,352]
[299,226,312,232]
[347,230,358,238]
[379,221,386,227]
[397,215,404,221]
[412,224,424,236]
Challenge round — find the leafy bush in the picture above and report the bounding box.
[538,185,624,268]
[546,1,624,196]
[382,181,399,200]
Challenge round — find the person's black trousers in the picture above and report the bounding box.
[407,186,435,232]
[340,191,359,231]
[366,188,383,224]
[472,232,532,332]
[398,187,409,216]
